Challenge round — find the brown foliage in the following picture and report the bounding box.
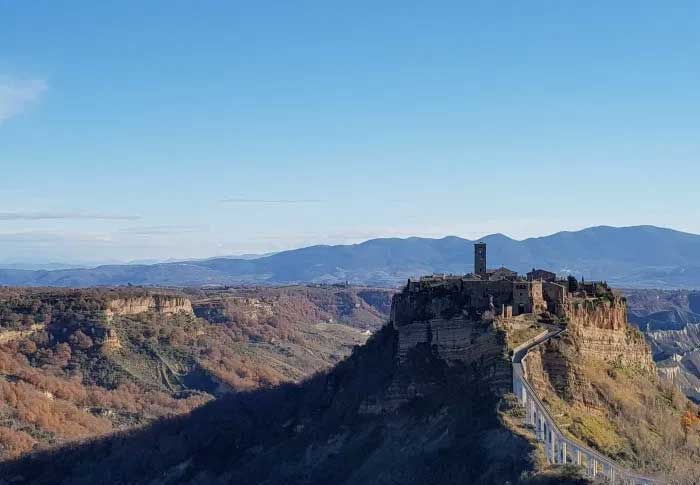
[0,427,36,458]
[69,330,93,350]
[0,285,387,463]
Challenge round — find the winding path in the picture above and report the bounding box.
[511,326,659,484]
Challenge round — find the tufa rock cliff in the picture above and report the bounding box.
[360,282,515,415]
[564,296,653,372]
[104,295,194,320]
[520,295,700,481]
[524,295,654,413]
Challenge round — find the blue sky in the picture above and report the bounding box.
[0,1,698,264]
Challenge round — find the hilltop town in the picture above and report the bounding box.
[387,243,700,482]
[406,241,614,320]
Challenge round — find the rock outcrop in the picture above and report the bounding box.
[565,297,654,371]
[105,295,193,320]
[524,296,654,403]
[363,283,513,414]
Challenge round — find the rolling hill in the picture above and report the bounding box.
[1,225,700,288]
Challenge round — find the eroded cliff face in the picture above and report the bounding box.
[642,323,700,402]
[394,289,511,379]
[524,337,600,412]
[565,297,654,371]
[519,296,700,480]
[362,286,512,414]
[105,295,194,319]
[521,296,672,467]
[525,297,654,404]
[624,290,700,402]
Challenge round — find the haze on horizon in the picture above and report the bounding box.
[1,2,698,264]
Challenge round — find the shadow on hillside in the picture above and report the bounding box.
[0,323,541,485]
[0,325,398,485]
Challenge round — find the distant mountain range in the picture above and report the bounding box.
[0,253,277,272]
[1,225,700,288]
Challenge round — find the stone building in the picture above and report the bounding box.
[487,267,519,281]
[513,280,547,315]
[527,268,557,282]
[542,281,568,315]
[405,242,571,318]
[406,273,567,318]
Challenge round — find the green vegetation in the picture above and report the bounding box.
[533,341,700,481]
[502,319,546,350]
[569,414,626,456]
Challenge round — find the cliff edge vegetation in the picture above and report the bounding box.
[525,295,700,482]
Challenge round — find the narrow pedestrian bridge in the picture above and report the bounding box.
[512,329,659,485]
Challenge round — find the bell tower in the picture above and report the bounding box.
[474,242,486,276]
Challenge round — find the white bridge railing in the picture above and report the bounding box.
[512,330,659,484]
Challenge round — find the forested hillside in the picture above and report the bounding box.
[0,286,393,460]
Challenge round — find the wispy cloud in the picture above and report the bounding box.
[219,198,323,204]
[118,225,205,236]
[0,231,63,243]
[0,212,140,221]
[0,77,48,124]
[0,230,113,245]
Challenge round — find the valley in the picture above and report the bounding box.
[2,281,700,483]
[626,289,700,403]
[4,3,697,482]
[0,285,394,460]
[2,268,699,483]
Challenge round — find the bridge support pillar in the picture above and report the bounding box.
[549,430,557,463]
[561,441,567,464]
[585,456,591,476]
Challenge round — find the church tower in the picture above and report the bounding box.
[474,242,486,276]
